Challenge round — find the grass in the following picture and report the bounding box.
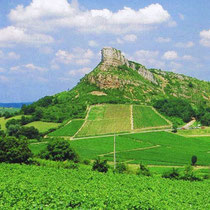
[0,115,23,131]
[68,131,210,166]
[133,106,170,129]
[77,104,131,137]
[178,127,210,136]
[48,119,84,137]
[24,121,61,133]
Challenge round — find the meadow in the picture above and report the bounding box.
[24,121,61,133]
[0,163,209,209]
[133,106,171,129]
[0,115,23,131]
[49,120,84,137]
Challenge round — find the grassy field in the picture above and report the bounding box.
[27,131,210,166]
[0,115,23,131]
[178,127,210,136]
[133,106,171,129]
[0,107,19,114]
[101,132,210,165]
[49,120,84,137]
[0,163,209,209]
[24,121,61,133]
[77,105,131,137]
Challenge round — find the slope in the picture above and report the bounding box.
[20,47,210,123]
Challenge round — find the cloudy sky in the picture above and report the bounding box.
[0,0,209,102]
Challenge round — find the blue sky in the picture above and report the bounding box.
[0,0,209,102]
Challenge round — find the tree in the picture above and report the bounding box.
[92,158,109,173]
[172,124,178,133]
[18,126,40,140]
[0,136,32,163]
[200,113,210,126]
[40,139,79,162]
[137,163,152,176]
[191,155,197,166]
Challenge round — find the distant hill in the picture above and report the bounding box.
[0,102,32,108]
[21,47,210,123]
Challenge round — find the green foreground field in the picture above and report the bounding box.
[30,132,210,166]
[0,163,209,209]
[24,121,61,133]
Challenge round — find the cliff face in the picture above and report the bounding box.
[88,47,158,89]
[100,47,129,70]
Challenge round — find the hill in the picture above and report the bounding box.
[21,47,210,123]
[48,104,171,137]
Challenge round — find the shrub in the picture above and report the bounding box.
[137,163,152,176]
[115,162,127,174]
[191,155,197,166]
[0,136,32,163]
[83,159,91,165]
[181,165,201,181]
[40,138,79,162]
[162,168,180,179]
[172,124,178,133]
[92,158,109,173]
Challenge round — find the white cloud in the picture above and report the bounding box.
[155,37,171,43]
[7,52,20,59]
[179,13,185,20]
[182,55,193,60]
[123,34,137,42]
[55,48,94,65]
[175,41,194,48]
[200,29,210,47]
[133,50,165,69]
[10,64,47,72]
[24,63,47,71]
[162,51,178,60]
[0,26,54,47]
[116,34,137,44]
[9,1,171,34]
[0,67,5,72]
[88,40,98,47]
[0,75,9,82]
[0,50,20,60]
[69,67,91,75]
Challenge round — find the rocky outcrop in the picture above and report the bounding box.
[100,47,158,85]
[138,67,158,85]
[88,74,140,89]
[100,47,129,70]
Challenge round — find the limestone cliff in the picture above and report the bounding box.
[88,47,158,89]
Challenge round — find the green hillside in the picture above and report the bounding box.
[20,47,210,124]
[47,104,171,137]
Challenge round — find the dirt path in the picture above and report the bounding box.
[98,145,160,157]
[182,119,196,129]
[73,106,91,138]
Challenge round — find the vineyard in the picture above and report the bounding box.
[0,163,209,209]
[133,106,171,129]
